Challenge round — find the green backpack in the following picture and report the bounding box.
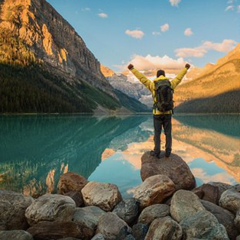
[155,80,174,112]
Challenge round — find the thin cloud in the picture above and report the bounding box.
[175,39,237,58]
[98,13,108,18]
[184,28,193,37]
[225,5,234,11]
[175,47,207,58]
[169,0,182,7]
[161,24,170,32]
[152,31,161,36]
[81,7,91,12]
[125,29,145,39]
[202,39,237,52]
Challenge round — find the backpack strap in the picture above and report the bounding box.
[159,85,168,104]
[166,85,173,103]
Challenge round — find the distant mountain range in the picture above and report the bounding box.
[101,66,153,108]
[102,44,240,113]
[0,0,149,114]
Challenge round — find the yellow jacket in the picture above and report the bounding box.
[130,67,188,115]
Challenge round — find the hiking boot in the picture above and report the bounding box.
[165,151,171,158]
[150,150,160,159]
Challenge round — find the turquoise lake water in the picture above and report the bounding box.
[0,114,239,198]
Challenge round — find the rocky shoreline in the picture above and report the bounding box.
[0,152,240,240]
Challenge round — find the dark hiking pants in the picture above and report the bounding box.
[153,114,172,154]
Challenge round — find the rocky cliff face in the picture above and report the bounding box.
[0,0,150,113]
[0,0,115,97]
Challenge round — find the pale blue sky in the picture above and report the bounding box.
[46,0,240,72]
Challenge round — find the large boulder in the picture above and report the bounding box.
[96,212,131,240]
[0,190,33,230]
[112,198,139,225]
[193,183,220,204]
[180,210,229,239]
[144,217,182,240]
[170,190,230,239]
[27,221,90,239]
[193,182,231,204]
[81,182,122,211]
[219,188,240,213]
[64,191,84,207]
[72,206,106,237]
[141,152,196,190]
[138,204,170,225]
[170,190,205,222]
[132,223,149,240]
[201,200,239,240]
[58,172,88,195]
[133,174,176,209]
[25,194,76,226]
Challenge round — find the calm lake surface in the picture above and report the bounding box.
[0,114,239,198]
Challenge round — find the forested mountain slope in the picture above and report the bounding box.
[0,0,148,114]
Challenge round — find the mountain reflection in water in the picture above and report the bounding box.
[173,114,240,185]
[0,114,239,198]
